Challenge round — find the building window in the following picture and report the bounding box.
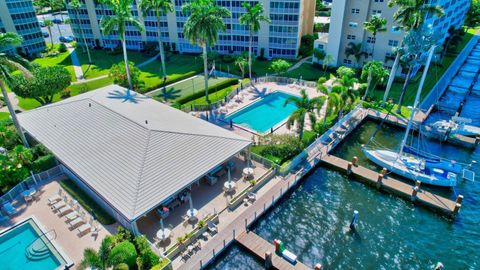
[372,10,382,16]
[347,35,356,40]
[349,22,358,28]
[374,0,384,2]
[351,8,360,14]
[367,37,376,44]
[343,59,352,64]
[317,44,324,50]
[388,40,399,47]
[391,26,401,33]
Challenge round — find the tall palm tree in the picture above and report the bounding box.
[383,0,444,103]
[284,89,325,140]
[43,20,55,49]
[333,75,359,109]
[78,236,113,270]
[344,42,366,67]
[0,33,31,147]
[101,0,145,92]
[234,56,247,78]
[69,0,92,63]
[139,0,174,80]
[363,15,387,58]
[239,2,270,79]
[317,80,343,128]
[322,54,334,75]
[182,0,231,103]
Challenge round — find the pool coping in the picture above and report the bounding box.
[220,90,301,136]
[0,215,74,270]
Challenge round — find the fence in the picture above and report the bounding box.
[419,35,480,111]
[186,76,317,112]
[0,165,64,204]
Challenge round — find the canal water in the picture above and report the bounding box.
[207,120,480,269]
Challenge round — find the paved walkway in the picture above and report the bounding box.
[0,92,22,113]
[68,47,84,81]
[287,56,312,72]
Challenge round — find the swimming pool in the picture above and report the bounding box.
[0,217,71,270]
[225,91,298,134]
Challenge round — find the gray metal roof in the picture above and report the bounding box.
[18,85,251,221]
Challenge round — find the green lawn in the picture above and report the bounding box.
[152,75,229,103]
[283,62,332,81]
[182,78,251,107]
[17,76,114,110]
[371,27,479,106]
[76,49,150,79]
[0,112,9,121]
[32,51,77,82]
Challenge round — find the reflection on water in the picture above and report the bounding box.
[207,121,480,270]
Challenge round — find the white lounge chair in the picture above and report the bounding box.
[51,196,68,211]
[64,206,80,222]
[77,218,93,237]
[207,221,218,235]
[2,202,17,216]
[48,189,63,205]
[91,221,101,238]
[69,213,86,229]
[58,200,76,216]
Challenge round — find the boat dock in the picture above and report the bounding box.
[236,232,311,270]
[320,154,463,217]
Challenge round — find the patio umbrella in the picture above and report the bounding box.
[160,218,164,232]
[228,167,231,182]
[188,195,193,213]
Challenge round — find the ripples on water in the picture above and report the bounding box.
[207,121,480,270]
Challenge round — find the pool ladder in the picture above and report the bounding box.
[24,229,57,261]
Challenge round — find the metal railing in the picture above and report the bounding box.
[0,165,64,204]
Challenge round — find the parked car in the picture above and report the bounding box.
[52,18,63,24]
[59,36,74,43]
[42,32,49,38]
[39,21,45,27]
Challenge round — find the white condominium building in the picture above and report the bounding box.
[67,0,315,59]
[315,0,470,68]
[0,0,46,55]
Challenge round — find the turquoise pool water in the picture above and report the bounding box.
[0,219,64,270]
[225,91,298,133]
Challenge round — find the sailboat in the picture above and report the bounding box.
[362,46,473,187]
[429,116,480,137]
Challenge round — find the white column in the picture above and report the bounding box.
[131,220,141,236]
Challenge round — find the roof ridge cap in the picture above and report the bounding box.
[131,129,152,217]
[149,128,251,143]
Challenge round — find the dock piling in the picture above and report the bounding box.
[381,168,387,176]
[314,264,323,270]
[456,195,464,204]
[265,251,273,269]
[411,181,421,201]
[376,173,383,189]
[352,156,358,166]
[350,210,359,230]
[347,162,353,175]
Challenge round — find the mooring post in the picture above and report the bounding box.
[381,167,387,176]
[376,173,383,189]
[314,264,323,270]
[350,210,359,230]
[453,203,462,216]
[265,251,273,269]
[411,181,421,201]
[245,218,248,231]
[456,195,464,204]
[347,162,353,175]
[352,156,358,166]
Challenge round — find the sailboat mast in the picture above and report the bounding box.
[398,45,436,157]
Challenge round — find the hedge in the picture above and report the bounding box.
[140,70,201,93]
[31,154,56,173]
[109,241,137,268]
[176,78,239,104]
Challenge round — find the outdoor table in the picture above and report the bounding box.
[202,232,209,240]
[224,181,236,191]
[242,167,254,179]
[187,208,198,220]
[21,188,36,200]
[156,228,171,241]
[188,245,194,254]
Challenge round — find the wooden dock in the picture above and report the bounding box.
[320,154,462,217]
[236,232,310,270]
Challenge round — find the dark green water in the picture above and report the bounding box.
[207,120,480,269]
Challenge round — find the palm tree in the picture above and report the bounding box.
[388,0,445,31]
[440,26,464,62]
[333,75,359,109]
[363,15,387,58]
[78,236,113,270]
[344,42,366,67]
[239,2,270,79]
[69,0,92,63]
[317,80,343,128]
[383,0,444,103]
[361,60,389,100]
[284,89,325,140]
[0,32,31,147]
[101,0,145,92]
[234,56,247,78]
[322,54,334,75]
[139,0,174,80]
[43,20,54,49]
[182,0,231,103]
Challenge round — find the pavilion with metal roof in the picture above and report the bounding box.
[18,85,251,232]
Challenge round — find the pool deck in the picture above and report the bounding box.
[0,178,115,268]
[201,81,327,138]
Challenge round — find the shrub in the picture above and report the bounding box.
[222,54,235,63]
[113,263,129,270]
[299,35,316,57]
[58,43,68,53]
[151,258,171,270]
[61,88,71,99]
[31,154,56,173]
[109,241,138,268]
[31,144,50,158]
[138,249,160,270]
[176,78,239,104]
[259,134,304,164]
